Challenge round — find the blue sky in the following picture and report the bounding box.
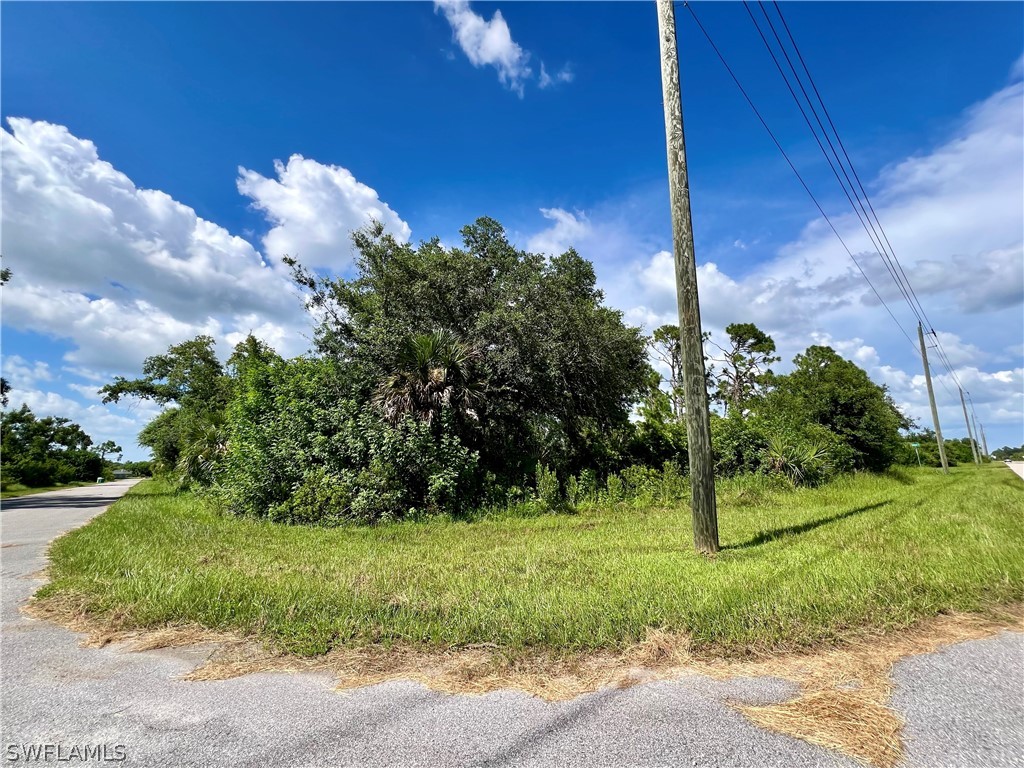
[2,1,1022,459]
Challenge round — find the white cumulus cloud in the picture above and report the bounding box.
[526,208,591,255]
[2,118,416,458]
[525,75,1024,444]
[539,62,574,90]
[1,355,53,390]
[237,154,410,270]
[1,118,312,378]
[436,0,534,96]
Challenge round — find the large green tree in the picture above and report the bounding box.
[100,335,229,414]
[287,218,650,479]
[765,345,909,471]
[94,440,123,461]
[709,322,779,414]
[1,405,103,485]
[101,335,253,476]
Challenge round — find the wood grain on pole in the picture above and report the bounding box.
[656,0,719,554]
[918,322,949,474]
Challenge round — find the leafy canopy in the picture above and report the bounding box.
[762,345,909,472]
[287,217,651,479]
[100,335,229,413]
[709,322,780,414]
[1,405,103,486]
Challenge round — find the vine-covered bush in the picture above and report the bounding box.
[220,356,478,524]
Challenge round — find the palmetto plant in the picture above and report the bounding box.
[375,330,485,426]
[176,420,228,489]
[761,434,831,486]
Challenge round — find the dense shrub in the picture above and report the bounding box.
[760,435,831,486]
[535,464,561,509]
[708,410,853,486]
[120,460,154,477]
[894,434,979,468]
[711,413,769,476]
[102,240,917,526]
[287,218,650,486]
[9,458,63,487]
[220,356,479,524]
[1,406,106,486]
[763,346,907,472]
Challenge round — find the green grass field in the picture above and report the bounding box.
[38,464,1024,657]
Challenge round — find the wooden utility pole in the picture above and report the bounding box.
[656,0,719,554]
[958,388,980,465]
[980,422,989,460]
[917,322,948,474]
[970,409,982,459]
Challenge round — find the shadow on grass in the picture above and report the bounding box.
[881,468,916,486]
[726,500,893,550]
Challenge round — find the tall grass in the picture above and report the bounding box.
[39,464,1024,657]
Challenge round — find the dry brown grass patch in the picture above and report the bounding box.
[23,594,235,651]
[184,638,672,701]
[23,594,1023,767]
[689,605,1024,767]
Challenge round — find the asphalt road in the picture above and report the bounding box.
[2,482,1021,767]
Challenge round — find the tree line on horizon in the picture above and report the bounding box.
[0,404,148,489]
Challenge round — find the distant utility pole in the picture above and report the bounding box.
[980,423,989,460]
[971,409,982,460]
[958,389,980,465]
[918,322,948,474]
[657,0,719,554]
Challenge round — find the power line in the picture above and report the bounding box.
[742,1,925,324]
[929,333,964,390]
[680,1,918,353]
[742,0,972,397]
[926,329,974,410]
[965,391,988,456]
[767,1,935,330]
[926,339,957,399]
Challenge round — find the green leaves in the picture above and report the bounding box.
[760,434,832,487]
[219,355,479,524]
[709,322,780,414]
[767,345,907,472]
[1,405,103,486]
[374,330,484,427]
[287,217,650,483]
[100,335,229,412]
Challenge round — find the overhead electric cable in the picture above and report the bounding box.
[928,330,967,394]
[742,0,924,324]
[926,340,957,399]
[742,0,971,396]
[680,1,918,353]
[767,1,935,329]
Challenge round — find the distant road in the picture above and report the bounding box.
[1006,461,1024,481]
[1,480,1021,768]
